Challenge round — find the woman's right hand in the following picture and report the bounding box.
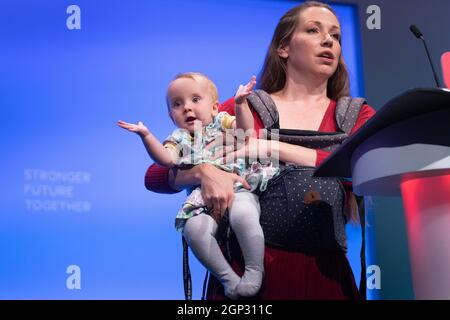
[198,164,251,221]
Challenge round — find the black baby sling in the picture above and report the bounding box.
[182,90,368,300]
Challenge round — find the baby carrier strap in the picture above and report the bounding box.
[182,236,192,300]
[247,90,366,153]
[247,89,366,135]
[335,96,367,134]
[248,89,280,128]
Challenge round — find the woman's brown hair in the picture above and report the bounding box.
[258,1,350,101]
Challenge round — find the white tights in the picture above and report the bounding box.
[182,192,264,299]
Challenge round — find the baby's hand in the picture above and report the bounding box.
[235,76,256,105]
[117,120,150,138]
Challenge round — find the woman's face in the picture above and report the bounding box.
[280,6,341,80]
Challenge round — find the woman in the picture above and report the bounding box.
[146,1,375,299]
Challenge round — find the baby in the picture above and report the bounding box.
[118,72,278,299]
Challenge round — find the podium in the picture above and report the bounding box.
[314,88,450,299]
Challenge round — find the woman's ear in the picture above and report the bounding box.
[277,43,289,59]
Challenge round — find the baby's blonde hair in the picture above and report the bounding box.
[166,72,219,110]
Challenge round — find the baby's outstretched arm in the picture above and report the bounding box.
[117,120,178,168]
[234,76,256,137]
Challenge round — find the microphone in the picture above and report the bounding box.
[409,24,442,88]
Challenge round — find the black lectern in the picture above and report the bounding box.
[315,88,450,299]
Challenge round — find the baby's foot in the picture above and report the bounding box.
[236,268,263,297]
[221,275,240,300]
[224,284,239,300]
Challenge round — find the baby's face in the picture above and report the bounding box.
[167,77,218,133]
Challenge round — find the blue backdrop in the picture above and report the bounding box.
[0,0,368,299]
